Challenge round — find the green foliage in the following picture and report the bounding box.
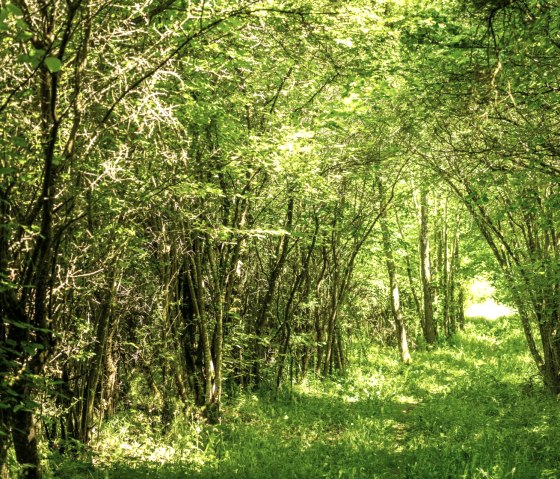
[45,317,560,479]
[44,57,62,73]
[2,0,560,474]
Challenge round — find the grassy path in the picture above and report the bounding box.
[54,317,560,478]
[392,397,420,454]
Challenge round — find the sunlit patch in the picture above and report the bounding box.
[465,277,515,319]
[465,299,514,320]
[396,395,419,405]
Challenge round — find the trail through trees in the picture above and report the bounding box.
[1,1,559,477]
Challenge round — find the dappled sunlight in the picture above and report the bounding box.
[395,395,419,405]
[65,315,559,479]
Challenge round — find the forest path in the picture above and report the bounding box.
[391,396,421,454]
[88,316,560,479]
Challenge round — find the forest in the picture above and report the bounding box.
[1,0,560,477]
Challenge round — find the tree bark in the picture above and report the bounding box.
[80,278,115,444]
[253,196,294,384]
[276,216,317,393]
[380,215,412,364]
[419,189,437,344]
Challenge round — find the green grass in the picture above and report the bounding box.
[48,316,560,479]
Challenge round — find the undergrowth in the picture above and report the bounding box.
[47,316,560,478]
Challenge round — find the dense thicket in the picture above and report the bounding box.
[1,0,558,477]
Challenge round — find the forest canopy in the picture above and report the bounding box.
[1,0,559,477]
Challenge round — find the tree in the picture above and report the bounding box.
[378,179,412,364]
[404,0,560,391]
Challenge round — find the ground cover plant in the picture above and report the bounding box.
[44,314,560,479]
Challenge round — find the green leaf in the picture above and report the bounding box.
[10,320,31,330]
[6,4,23,17]
[17,30,33,41]
[44,56,62,73]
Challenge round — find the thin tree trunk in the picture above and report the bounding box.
[0,418,8,479]
[253,197,294,384]
[449,229,461,334]
[276,217,318,393]
[322,306,338,376]
[314,247,328,374]
[441,202,451,336]
[80,279,115,444]
[420,189,436,344]
[380,215,412,364]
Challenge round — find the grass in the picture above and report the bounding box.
[48,316,560,479]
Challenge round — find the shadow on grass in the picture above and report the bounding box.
[52,317,560,479]
[68,392,411,479]
[392,317,560,479]
[85,388,559,479]
[398,380,560,479]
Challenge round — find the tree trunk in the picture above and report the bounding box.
[0,420,8,479]
[419,189,436,344]
[11,407,41,479]
[276,219,318,392]
[253,196,294,384]
[380,215,412,364]
[314,248,328,374]
[395,211,423,326]
[441,202,451,337]
[449,229,462,333]
[80,280,115,444]
[322,306,338,376]
[103,327,119,417]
